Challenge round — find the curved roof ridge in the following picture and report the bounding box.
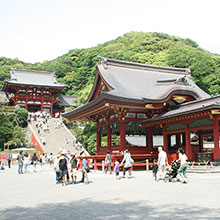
[98,56,190,75]
[11,69,54,75]
[179,95,220,107]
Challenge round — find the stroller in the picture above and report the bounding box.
[165,160,180,182]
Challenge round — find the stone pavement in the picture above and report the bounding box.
[0,165,220,220]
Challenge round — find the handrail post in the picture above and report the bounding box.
[146,159,149,171]
[94,159,98,171]
[102,160,105,173]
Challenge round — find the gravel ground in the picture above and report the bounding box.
[0,165,220,220]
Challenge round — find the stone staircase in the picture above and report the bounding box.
[188,165,220,173]
[28,118,88,155]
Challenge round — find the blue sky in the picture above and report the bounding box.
[0,0,220,63]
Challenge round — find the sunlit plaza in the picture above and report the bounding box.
[1,165,220,220]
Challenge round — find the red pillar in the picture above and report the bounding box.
[176,133,181,147]
[163,126,168,152]
[41,102,43,112]
[185,123,193,160]
[198,131,203,153]
[107,125,111,151]
[120,121,126,152]
[94,159,98,171]
[213,116,220,161]
[50,103,53,117]
[147,127,153,153]
[96,127,101,154]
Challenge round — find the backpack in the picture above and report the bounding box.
[59,158,67,170]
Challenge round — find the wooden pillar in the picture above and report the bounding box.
[41,88,44,113]
[107,125,111,151]
[198,131,203,153]
[41,102,43,112]
[50,103,53,117]
[163,126,168,152]
[120,121,126,152]
[168,134,171,149]
[185,123,193,160]
[96,127,101,154]
[176,133,181,147]
[25,88,28,110]
[94,159,98,171]
[213,116,220,161]
[147,127,153,152]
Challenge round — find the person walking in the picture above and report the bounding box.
[114,161,120,180]
[17,151,24,174]
[177,147,188,183]
[31,153,38,173]
[81,155,89,184]
[59,152,68,186]
[120,149,132,178]
[23,153,30,173]
[104,151,112,174]
[157,146,168,180]
[152,159,158,181]
[70,153,79,184]
[7,154,12,168]
[54,154,61,184]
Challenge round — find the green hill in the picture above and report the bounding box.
[1,32,220,103]
[1,31,220,154]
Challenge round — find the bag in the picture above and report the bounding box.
[59,158,67,170]
[86,167,90,173]
[130,158,134,164]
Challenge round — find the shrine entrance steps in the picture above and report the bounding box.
[28,118,88,155]
[187,164,220,173]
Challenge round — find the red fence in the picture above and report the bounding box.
[31,133,45,153]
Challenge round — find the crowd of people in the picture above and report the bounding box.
[14,149,90,186]
[152,146,188,183]
[104,147,189,183]
[2,145,189,186]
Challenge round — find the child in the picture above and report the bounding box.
[114,161,120,180]
[152,159,158,181]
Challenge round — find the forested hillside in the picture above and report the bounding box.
[1,32,220,100]
[1,32,220,154]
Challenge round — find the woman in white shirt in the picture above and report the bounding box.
[23,153,30,173]
[177,148,188,183]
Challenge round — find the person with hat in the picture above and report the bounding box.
[70,153,79,184]
[58,152,68,186]
[54,154,61,183]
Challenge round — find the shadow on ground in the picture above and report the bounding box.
[0,199,219,220]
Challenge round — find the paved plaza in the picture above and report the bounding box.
[1,165,220,220]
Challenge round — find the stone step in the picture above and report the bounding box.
[28,118,88,155]
[188,166,220,173]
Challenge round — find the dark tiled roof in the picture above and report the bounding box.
[143,96,220,123]
[95,57,210,102]
[63,57,211,119]
[5,69,66,88]
[58,95,78,107]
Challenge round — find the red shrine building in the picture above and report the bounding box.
[2,69,77,116]
[63,57,220,162]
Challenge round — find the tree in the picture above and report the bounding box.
[15,109,28,127]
